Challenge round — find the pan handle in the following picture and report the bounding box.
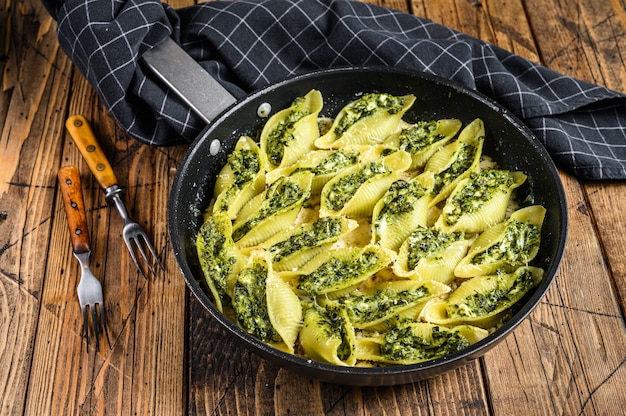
[141,37,237,124]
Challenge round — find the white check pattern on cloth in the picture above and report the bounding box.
[47,0,626,179]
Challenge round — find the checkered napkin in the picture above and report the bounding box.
[43,0,626,180]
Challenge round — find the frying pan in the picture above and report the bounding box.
[143,38,568,386]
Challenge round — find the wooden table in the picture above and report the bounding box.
[2,0,625,414]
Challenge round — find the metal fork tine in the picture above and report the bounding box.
[142,233,165,272]
[90,305,101,353]
[132,235,155,276]
[82,306,90,352]
[125,230,164,278]
[125,238,147,279]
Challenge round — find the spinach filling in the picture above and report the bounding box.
[218,148,261,211]
[268,217,344,262]
[266,96,310,165]
[232,180,306,242]
[196,218,237,302]
[305,303,353,361]
[340,287,430,325]
[449,268,536,318]
[298,250,380,294]
[380,324,470,363]
[324,161,390,211]
[470,220,541,265]
[334,93,407,137]
[375,180,427,225]
[398,120,444,153]
[297,149,359,176]
[233,262,280,343]
[432,142,480,195]
[405,227,463,270]
[445,170,514,226]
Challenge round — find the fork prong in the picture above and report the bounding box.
[99,303,112,349]
[133,235,156,276]
[90,305,101,353]
[125,237,148,279]
[142,233,165,272]
[124,231,164,278]
[82,306,90,353]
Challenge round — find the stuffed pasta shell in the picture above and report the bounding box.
[265,147,360,193]
[232,250,303,353]
[260,89,324,169]
[454,205,546,277]
[196,211,246,312]
[232,171,313,248]
[259,216,359,272]
[435,169,527,233]
[420,266,544,328]
[300,302,357,366]
[213,136,266,219]
[319,150,412,217]
[371,172,434,251]
[195,88,550,368]
[384,119,462,168]
[394,225,472,284]
[321,279,450,330]
[355,322,487,365]
[294,244,395,296]
[315,93,416,149]
[425,118,485,206]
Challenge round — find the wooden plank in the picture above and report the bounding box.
[11,1,189,414]
[27,74,188,415]
[0,1,70,414]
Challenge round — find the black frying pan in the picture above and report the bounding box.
[143,39,568,386]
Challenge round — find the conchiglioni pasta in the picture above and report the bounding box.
[261,89,323,169]
[435,169,527,233]
[371,172,434,251]
[315,93,416,149]
[213,136,266,219]
[384,118,462,168]
[425,118,485,206]
[196,89,548,368]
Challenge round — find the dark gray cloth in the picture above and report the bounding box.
[42,0,626,180]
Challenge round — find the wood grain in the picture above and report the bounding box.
[1,0,625,415]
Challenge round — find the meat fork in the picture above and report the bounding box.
[58,166,111,352]
[65,115,164,278]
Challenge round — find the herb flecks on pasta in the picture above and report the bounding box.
[196,89,547,367]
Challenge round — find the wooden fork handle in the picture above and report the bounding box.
[58,166,91,254]
[65,115,118,190]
